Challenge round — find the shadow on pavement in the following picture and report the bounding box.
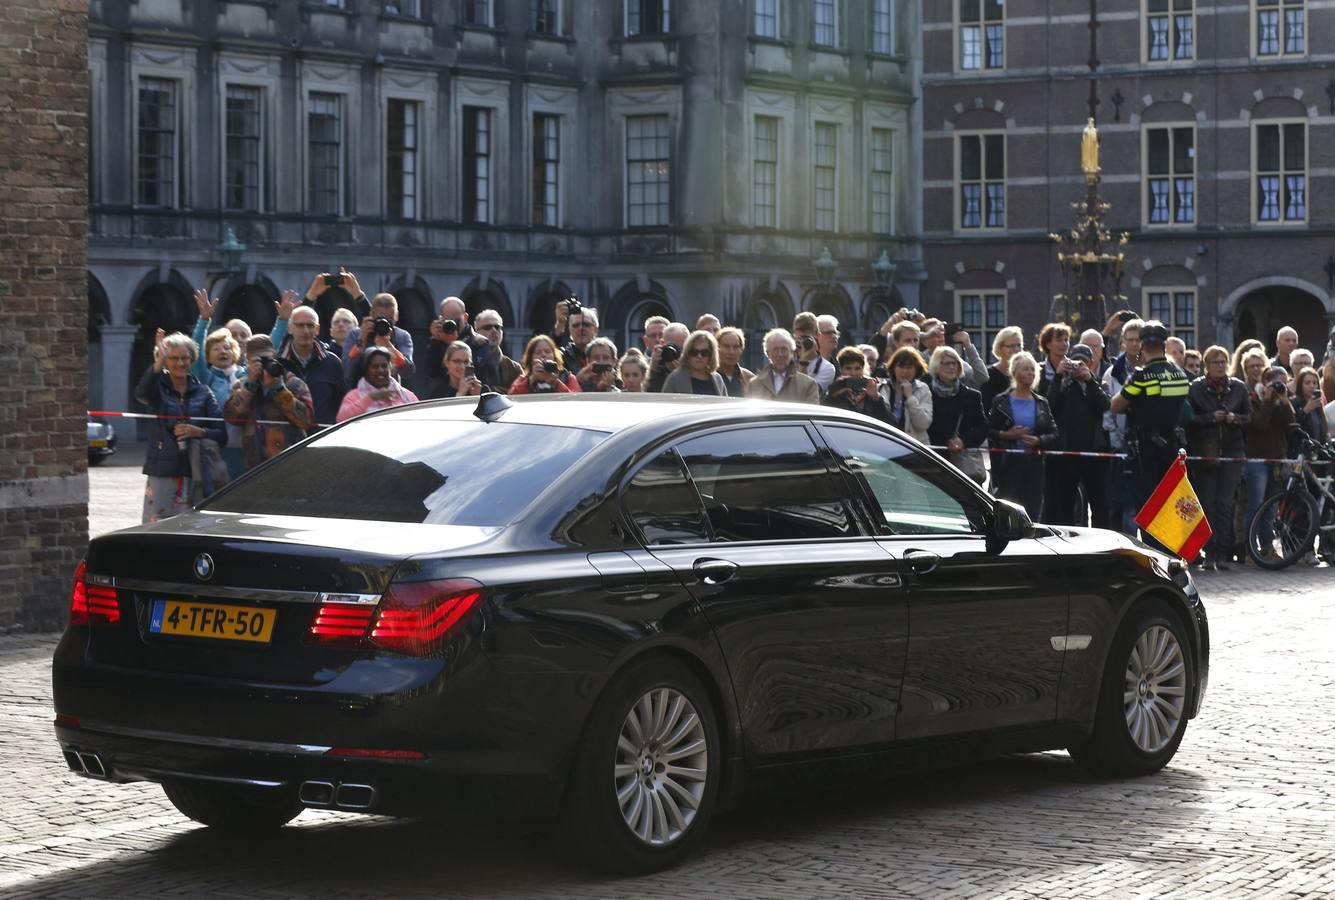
[12,753,1208,898]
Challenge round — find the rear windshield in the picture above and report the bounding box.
[205,419,608,525]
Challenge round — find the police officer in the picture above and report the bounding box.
[1109,320,1191,549]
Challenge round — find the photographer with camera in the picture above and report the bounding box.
[509,335,582,394]
[1035,322,1072,397]
[746,328,820,404]
[1046,343,1112,527]
[275,306,346,429]
[136,331,228,523]
[562,305,600,375]
[223,335,314,471]
[792,313,835,394]
[301,267,372,342]
[642,315,669,354]
[342,292,415,385]
[647,322,690,392]
[577,337,622,393]
[428,341,486,400]
[424,296,490,391]
[871,306,926,364]
[336,346,421,422]
[823,346,891,422]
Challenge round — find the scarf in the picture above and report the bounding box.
[930,377,960,399]
[888,383,908,427]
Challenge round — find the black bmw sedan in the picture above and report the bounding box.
[54,393,1208,873]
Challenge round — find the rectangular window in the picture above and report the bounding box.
[1255,122,1306,223]
[307,92,343,216]
[813,122,837,231]
[532,0,559,33]
[1146,0,1193,62]
[872,0,894,54]
[532,113,560,226]
[753,116,778,228]
[387,99,419,220]
[1145,290,1197,346]
[463,0,491,26]
[1256,0,1304,56]
[463,106,491,224]
[626,0,670,35]
[958,0,1003,70]
[957,132,1004,230]
[137,77,178,208]
[870,127,894,234]
[957,292,1007,360]
[753,0,778,38]
[626,114,671,227]
[1144,126,1194,226]
[384,0,423,16]
[813,0,838,46]
[223,85,262,212]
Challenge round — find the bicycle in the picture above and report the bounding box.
[1246,426,1335,570]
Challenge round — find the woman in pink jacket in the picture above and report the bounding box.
[336,347,420,422]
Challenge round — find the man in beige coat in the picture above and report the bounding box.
[745,328,821,404]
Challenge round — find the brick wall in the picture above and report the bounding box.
[0,1,90,631]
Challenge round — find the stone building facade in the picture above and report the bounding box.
[1,1,91,629]
[921,0,1335,358]
[88,0,923,408]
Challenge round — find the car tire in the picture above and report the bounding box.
[561,655,721,875]
[1069,598,1192,777]
[162,781,304,832]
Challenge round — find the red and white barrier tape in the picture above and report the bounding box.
[92,408,1309,466]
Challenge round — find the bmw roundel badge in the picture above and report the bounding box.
[193,553,215,581]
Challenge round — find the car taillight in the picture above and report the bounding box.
[370,579,483,656]
[69,560,120,627]
[307,602,376,646]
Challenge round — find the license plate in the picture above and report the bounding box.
[149,599,276,644]
[89,439,108,447]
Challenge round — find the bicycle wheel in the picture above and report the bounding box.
[1247,489,1319,570]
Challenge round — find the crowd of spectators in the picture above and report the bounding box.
[137,271,1335,569]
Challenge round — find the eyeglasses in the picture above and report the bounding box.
[688,348,711,357]
[477,323,503,331]
[166,354,192,363]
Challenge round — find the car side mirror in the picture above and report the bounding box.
[989,499,1033,552]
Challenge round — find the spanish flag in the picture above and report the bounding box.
[1135,452,1212,561]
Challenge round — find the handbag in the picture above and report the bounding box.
[949,411,988,483]
[188,438,231,504]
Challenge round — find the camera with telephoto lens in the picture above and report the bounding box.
[1270,380,1288,394]
[372,316,393,338]
[593,362,614,374]
[660,343,681,364]
[800,335,817,351]
[260,356,285,378]
[846,376,867,393]
[564,297,582,315]
[440,318,458,335]
[542,359,560,375]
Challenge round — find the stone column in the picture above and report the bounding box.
[99,326,140,419]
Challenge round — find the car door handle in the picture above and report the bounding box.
[902,548,941,576]
[692,558,738,585]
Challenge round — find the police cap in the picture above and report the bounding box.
[1140,321,1170,345]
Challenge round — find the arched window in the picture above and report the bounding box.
[624,297,673,356]
[219,282,279,337]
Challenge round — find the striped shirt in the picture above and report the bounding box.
[1120,357,1190,433]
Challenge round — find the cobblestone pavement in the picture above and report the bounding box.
[4,470,1329,897]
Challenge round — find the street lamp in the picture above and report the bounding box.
[870,250,898,296]
[206,225,247,302]
[812,246,837,292]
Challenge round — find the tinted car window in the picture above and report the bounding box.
[822,425,987,536]
[622,450,711,545]
[207,419,607,525]
[677,426,856,542]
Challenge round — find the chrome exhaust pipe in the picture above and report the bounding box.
[298,780,334,807]
[334,783,376,810]
[63,750,85,774]
[76,752,107,778]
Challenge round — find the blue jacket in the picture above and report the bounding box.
[134,367,227,477]
[277,337,347,428]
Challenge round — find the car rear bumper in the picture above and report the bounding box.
[54,720,568,819]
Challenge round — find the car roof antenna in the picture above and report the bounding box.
[473,391,513,423]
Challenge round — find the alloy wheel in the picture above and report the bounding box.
[1122,625,1187,754]
[613,687,709,847]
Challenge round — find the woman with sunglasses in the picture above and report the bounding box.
[662,330,728,396]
